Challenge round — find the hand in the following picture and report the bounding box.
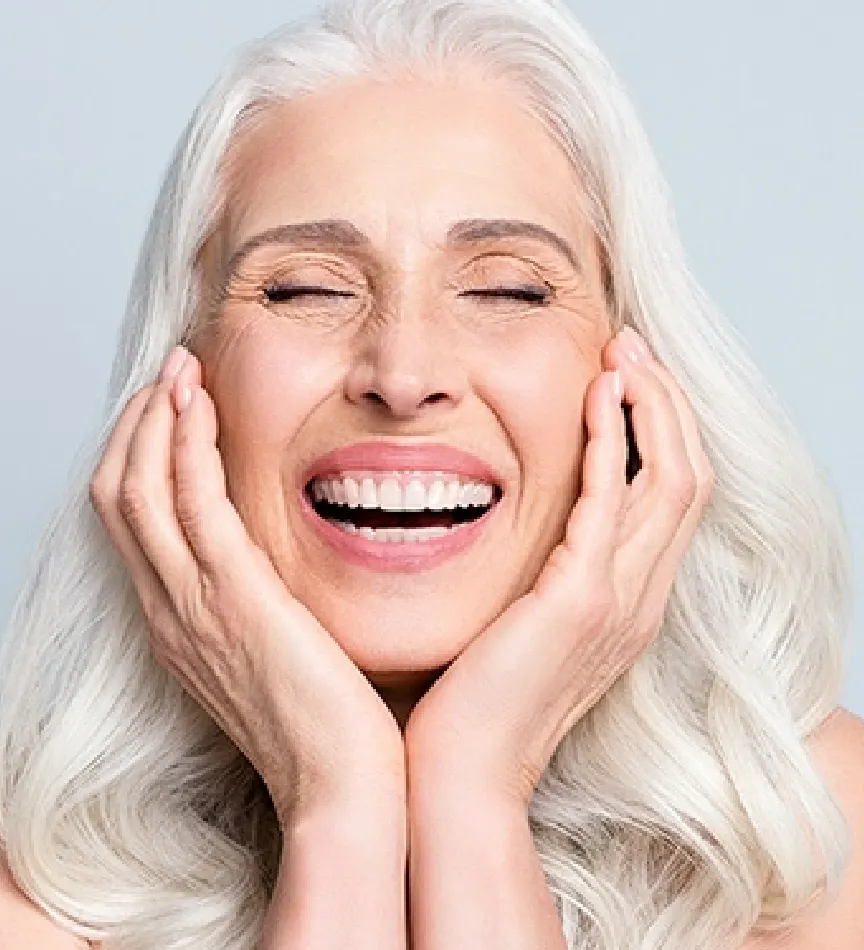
[90,346,405,827]
[404,327,715,808]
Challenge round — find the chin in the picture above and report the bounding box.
[312,592,497,676]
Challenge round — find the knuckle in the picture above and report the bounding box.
[697,455,716,500]
[660,466,697,512]
[117,477,152,524]
[88,470,112,513]
[131,384,156,407]
[178,572,221,635]
[576,583,615,628]
[174,420,195,454]
[200,571,234,626]
[173,471,199,526]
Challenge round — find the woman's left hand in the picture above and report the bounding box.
[404,327,715,808]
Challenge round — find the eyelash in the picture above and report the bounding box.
[263,286,353,303]
[262,286,552,305]
[462,287,551,305]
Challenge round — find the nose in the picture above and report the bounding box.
[343,303,468,420]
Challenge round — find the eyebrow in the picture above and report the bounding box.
[224,217,583,279]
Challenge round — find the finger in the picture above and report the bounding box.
[602,333,714,549]
[534,369,625,601]
[90,386,179,620]
[605,335,713,491]
[606,338,698,559]
[170,370,257,578]
[176,345,204,392]
[637,356,714,500]
[121,369,199,589]
[615,342,715,619]
[91,387,156,568]
[168,367,345,657]
[91,387,154,508]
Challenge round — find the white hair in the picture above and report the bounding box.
[0,1,854,947]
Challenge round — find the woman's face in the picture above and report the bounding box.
[197,67,612,705]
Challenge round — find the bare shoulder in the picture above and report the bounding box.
[0,852,92,949]
[741,706,864,949]
[806,706,864,785]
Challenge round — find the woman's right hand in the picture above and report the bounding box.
[89,346,405,829]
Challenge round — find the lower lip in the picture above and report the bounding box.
[299,489,500,573]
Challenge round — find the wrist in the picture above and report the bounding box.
[262,805,407,950]
[406,744,527,822]
[408,774,527,847]
[287,794,407,853]
[406,777,565,950]
[275,757,407,832]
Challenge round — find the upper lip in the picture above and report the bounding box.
[301,441,504,488]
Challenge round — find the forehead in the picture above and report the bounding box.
[221,68,593,256]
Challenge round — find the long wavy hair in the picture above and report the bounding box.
[0,1,854,947]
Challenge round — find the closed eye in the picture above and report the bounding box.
[263,286,356,303]
[262,286,551,305]
[461,287,551,304]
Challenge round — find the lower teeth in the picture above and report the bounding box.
[327,520,463,542]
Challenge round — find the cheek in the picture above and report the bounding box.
[474,322,594,486]
[204,310,343,460]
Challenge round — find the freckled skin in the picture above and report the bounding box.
[191,65,612,717]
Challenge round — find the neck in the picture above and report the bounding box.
[371,668,445,733]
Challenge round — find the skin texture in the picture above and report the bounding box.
[191,66,614,723]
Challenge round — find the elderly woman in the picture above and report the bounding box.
[0,0,861,948]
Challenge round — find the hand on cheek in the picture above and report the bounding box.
[404,326,715,809]
[90,347,406,829]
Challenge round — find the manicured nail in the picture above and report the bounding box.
[160,345,187,383]
[173,380,192,413]
[620,326,650,359]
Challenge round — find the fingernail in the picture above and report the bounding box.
[159,345,187,383]
[619,326,650,360]
[611,369,622,400]
[173,380,192,413]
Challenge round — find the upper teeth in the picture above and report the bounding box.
[310,473,496,511]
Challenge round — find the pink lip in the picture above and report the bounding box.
[298,441,504,574]
[300,441,503,486]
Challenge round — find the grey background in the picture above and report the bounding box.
[0,2,860,715]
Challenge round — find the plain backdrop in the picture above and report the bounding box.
[0,1,860,715]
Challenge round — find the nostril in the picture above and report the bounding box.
[360,389,450,412]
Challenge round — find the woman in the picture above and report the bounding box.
[0,0,861,947]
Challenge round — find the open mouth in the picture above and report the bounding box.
[304,480,503,536]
